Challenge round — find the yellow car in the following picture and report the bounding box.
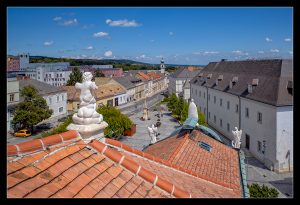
[14,129,31,137]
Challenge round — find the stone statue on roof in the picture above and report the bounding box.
[148,124,158,144]
[188,99,199,122]
[72,72,103,125]
[67,72,108,141]
[232,127,242,149]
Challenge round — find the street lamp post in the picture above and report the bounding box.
[143,89,149,120]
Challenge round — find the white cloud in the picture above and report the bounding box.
[53,16,62,21]
[61,18,78,26]
[104,50,113,57]
[258,51,264,54]
[265,37,272,42]
[85,46,94,50]
[204,51,219,55]
[43,41,54,46]
[106,19,141,27]
[93,32,109,38]
[289,51,293,55]
[232,50,248,56]
[284,38,291,42]
[169,32,174,36]
[270,49,279,53]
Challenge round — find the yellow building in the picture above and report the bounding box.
[62,84,126,113]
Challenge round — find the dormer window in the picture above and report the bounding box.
[198,73,203,77]
[248,84,253,93]
[218,75,223,81]
[252,78,259,86]
[207,74,212,79]
[232,76,238,83]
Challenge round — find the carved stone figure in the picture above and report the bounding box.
[67,72,107,140]
[148,124,158,144]
[72,72,103,125]
[188,99,198,120]
[232,127,242,149]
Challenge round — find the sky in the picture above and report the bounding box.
[7,7,293,65]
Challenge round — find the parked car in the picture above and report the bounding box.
[36,123,53,129]
[14,129,31,137]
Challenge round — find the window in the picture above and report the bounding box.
[60,73,63,77]
[245,107,249,118]
[214,96,216,104]
[49,97,52,104]
[9,94,14,102]
[57,96,59,102]
[257,112,262,123]
[220,119,222,127]
[220,98,222,106]
[62,94,64,101]
[214,115,216,123]
[208,94,210,101]
[227,123,230,132]
[227,101,230,110]
[59,107,63,113]
[236,104,239,113]
[257,141,262,153]
[208,112,211,119]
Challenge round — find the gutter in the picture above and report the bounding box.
[238,149,250,198]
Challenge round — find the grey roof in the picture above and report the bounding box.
[113,76,136,89]
[19,79,66,99]
[190,59,293,106]
[170,67,201,79]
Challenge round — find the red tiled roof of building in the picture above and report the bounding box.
[147,72,161,80]
[137,72,151,80]
[7,130,242,198]
[144,129,242,194]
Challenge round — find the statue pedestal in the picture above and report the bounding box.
[67,121,108,141]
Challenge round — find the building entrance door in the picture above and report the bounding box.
[246,134,250,149]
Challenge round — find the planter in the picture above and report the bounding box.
[123,124,136,136]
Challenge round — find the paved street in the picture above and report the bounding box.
[119,104,181,150]
[242,149,293,198]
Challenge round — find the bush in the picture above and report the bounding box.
[248,183,279,198]
[97,105,133,138]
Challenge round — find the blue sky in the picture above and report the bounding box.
[7,7,293,65]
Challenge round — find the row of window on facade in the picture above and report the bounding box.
[48,94,65,104]
[45,73,64,78]
[193,88,263,123]
[44,78,66,82]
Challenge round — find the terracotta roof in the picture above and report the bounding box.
[147,72,162,80]
[144,129,242,195]
[61,84,126,102]
[137,72,151,80]
[7,130,242,198]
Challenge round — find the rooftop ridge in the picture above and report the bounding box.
[7,130,81,157]
[168,133,189,162]
[89,140,191,198]
[104,138,238,192]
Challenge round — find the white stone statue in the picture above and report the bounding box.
[232,127,242,149]
[148,124,158,144]
[72,72,103,125]
[188,99,198,120]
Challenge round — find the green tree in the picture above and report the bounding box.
[92,70,105,80]
[248,183,279,198]
[197,109,207,126]
[12,86,53,132]
[66,67,83,86]
[97,105,133,138]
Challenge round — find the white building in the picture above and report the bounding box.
[18,53,30,70]
[19,79,68,120]
[168,67,201,97]
[113,77,136,103]
[190,59,293,173]
[7,79,20,131]
[23,63,71,86]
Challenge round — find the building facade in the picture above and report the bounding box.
[7,79,20,131]
[19,79,68,120]
[7,56,20,72]
[190,59,293,172]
